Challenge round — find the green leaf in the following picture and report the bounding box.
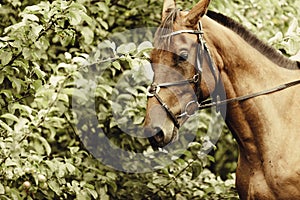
[117,43,136,55]
[66,163,76,174]
[0,120,13,132]
[32,25,43,37]
[4,21,25,33]
[0,90,13,103]
[12,103,32,115]
[0,73,4,84]
[14,118,29,132]
[102,40,116,52]
[69,147,80,154]
[48,180,62,195]
[22,14,39,21]
[61,29,76,46]
[133,115,144,125]
[36,136,51,156]
[97,2,109,15]
[97,84,113,94]
[49,76,65,86]
[0,113,19,122]
[70,2,87,12]
[137,41,153,53]
[9,77,22,93]
[268,32,283,44]
[32,80,43,90]
[290,50,300,61]
[106,172,117,180]
[81,27,94,44]
[98,18,109,30]
[191,161,203,180]
[207,155,215,163]
[62,88,75,96]
[76,192,89,200]
[58,93,69,103]
[112,61,121,70]
[25,5,41,12]
[0,183,4,194]
[5,158,17,166]
[80,12,94,27]
[22,47,32,59]
[68,10,82,25]
[286,18,298,37]
[1,51,12,66]
[33,63,47,78]
[86,188,98,199]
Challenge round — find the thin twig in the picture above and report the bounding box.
[152,159,195,197]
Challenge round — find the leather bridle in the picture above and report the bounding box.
[147,21,300,129]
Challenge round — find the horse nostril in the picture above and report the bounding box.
[147,126,166,149]
[153,127,164,143]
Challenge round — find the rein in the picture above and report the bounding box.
[180,79,300,117]
[148,21,300,127]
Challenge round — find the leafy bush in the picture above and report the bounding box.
[0,0,299,199]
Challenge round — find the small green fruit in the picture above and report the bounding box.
[23,181,31,189]
[37,174,46,182]
[40,182,48,189]
[24,168,31,174]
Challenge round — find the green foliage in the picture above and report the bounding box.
[0,0,299,199]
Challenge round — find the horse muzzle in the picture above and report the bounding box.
[145,124,179,149]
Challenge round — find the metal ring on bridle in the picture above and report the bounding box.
[146,84,161,97]
[185,100,200,117]
[177,100,200,118]
[192,74,199,83]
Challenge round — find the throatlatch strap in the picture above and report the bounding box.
[198,79,300,110]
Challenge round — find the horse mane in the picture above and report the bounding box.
[206,10,300,69]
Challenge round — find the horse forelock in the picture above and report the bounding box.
[153,8,181,50]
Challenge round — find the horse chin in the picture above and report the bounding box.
[170,126,179,143]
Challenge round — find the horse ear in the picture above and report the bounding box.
[162,0,176,22]
[184,0,210,26]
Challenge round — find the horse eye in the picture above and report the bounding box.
[179,51,189,61]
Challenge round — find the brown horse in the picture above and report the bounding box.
[144,0,300,199]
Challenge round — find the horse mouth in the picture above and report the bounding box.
[148,127,178,150]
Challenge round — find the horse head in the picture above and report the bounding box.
[144,0,219,148]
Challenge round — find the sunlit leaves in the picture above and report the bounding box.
[0,0,299,199]
[0,120,13,132]
[0,113,19,122]
[117,43,137,55]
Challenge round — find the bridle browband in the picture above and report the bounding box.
[147,21,300,128]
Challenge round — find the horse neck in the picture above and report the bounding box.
[202,16,300,157]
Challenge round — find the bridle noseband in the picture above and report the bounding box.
[147,21,300,129]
